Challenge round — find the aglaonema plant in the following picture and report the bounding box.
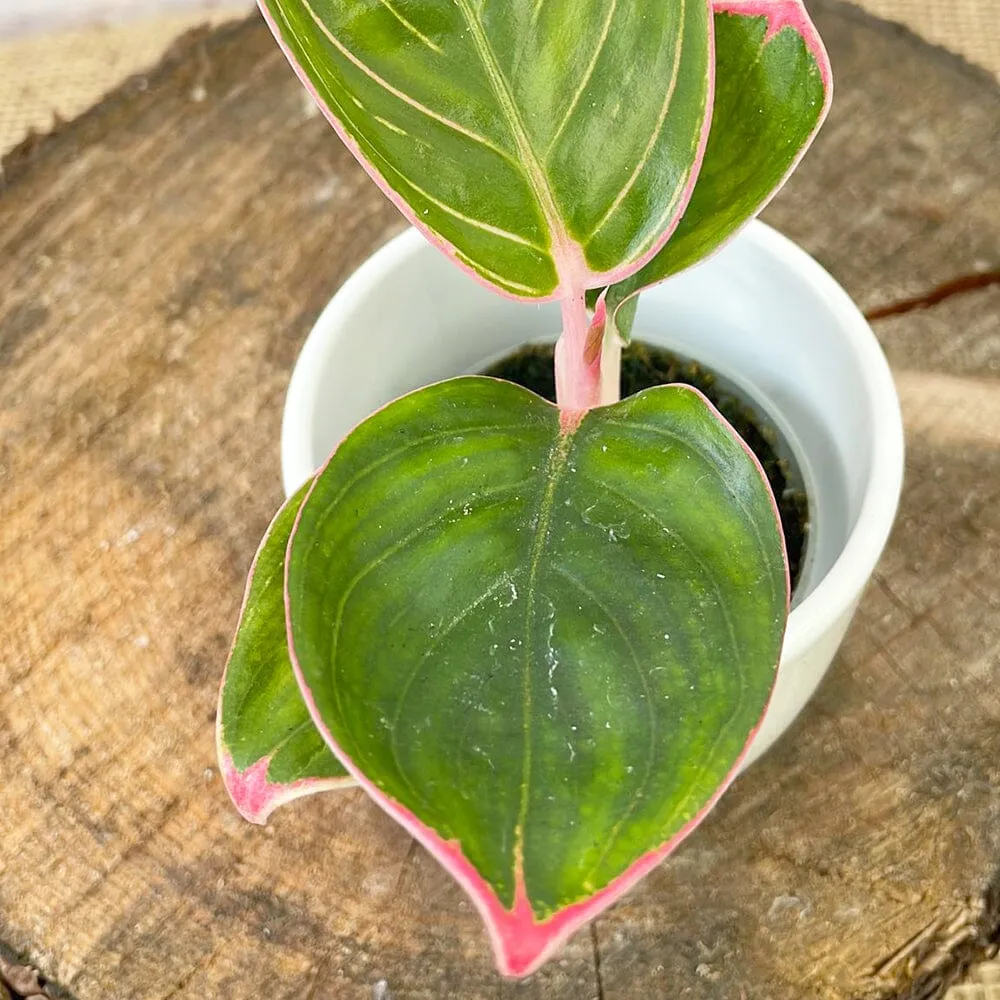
[218,0,832,977]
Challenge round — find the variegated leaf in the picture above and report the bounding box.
[259,0,714,299]
[217,482,354,825]
[598,0,832,339]
[286,377,788,975]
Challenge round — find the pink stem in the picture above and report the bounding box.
[554,291,603,411]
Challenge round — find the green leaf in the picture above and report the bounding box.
[260,0,713,298]
[286,376,787,975]
[602,0,832,335]
[217,482,353,825]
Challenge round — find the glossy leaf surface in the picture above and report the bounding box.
[286,377,788,975]
[259,0,713,298]
[601,0,832,336]
[218,483,353,825]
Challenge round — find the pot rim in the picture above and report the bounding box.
[745,223,904,655]
[282,220,905,659]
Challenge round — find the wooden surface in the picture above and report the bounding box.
[1,4,998,998]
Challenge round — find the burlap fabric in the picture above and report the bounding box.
[0,0,997,155]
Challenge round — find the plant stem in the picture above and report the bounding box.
[599,328,622,406]
[554,291,604,411]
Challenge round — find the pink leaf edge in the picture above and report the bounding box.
[215,492,357,828]
[714,0,833,92]
[218,748,355,826]
[584,0,717,292]
[711,0,834,189]
[285,663,772,976]
[284,386,790,977]
[608,0,833,333]
[256,1,532,302]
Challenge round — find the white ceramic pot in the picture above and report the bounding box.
[281,220,904,769]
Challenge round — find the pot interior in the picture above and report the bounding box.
[286,225,872,621]
[478,339,818,606]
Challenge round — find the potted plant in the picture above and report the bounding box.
[217,0,904,978]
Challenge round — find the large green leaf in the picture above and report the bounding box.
[286,377,787,975]
[598,0,832,337]
[259,0,713,297]
[217,482,353,825]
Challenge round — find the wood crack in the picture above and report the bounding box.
[865,269,1000,321]
[160,944,221,1000]
[590,922,606,1000]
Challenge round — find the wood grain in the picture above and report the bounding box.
[0,4,998,998]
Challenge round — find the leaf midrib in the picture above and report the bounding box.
[515,426,576,885]
[452,0,570,265]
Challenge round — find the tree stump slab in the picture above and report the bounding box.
[0,4,998,998]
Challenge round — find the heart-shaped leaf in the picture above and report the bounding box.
[596,0,832,338]
[259,0,714,298]
[286,377,788,975]
[217,482,354,825]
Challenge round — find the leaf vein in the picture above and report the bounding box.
[291,421,527,745]
[551,566,658,888]
[515,429,576,892]
[374,0,443,54]
[387,571,516,809]
[452,0,571,264]
[300,0,514,162]
[590,477,754,845]
[452,251,544,296]
[584,0,688,245]
[592,475,743,672]
[544,0,618,158]
[295,62,551,282]
[390,171,548,251]
[308,422,527,539]
[320,479,532,809]
[602,416,783,608]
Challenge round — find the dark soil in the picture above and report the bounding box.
[482,341,809,590]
